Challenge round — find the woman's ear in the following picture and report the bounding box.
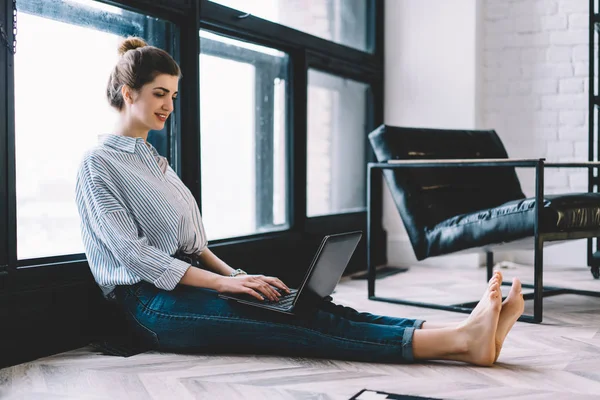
[121,85,134,105]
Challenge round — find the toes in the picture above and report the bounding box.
[508,278,522,296]
[512,277,522,290]
[489,271,503,286]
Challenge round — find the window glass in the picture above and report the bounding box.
[200,31,289,240]
[15,0,173,259]
[307,69,369,217]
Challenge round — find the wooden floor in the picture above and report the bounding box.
[1,261,600,399]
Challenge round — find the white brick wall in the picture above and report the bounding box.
[385,1,594,269]
[482,0,590,196]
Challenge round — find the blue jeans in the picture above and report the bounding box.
[111,281,425,363]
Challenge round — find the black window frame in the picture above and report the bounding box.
[0,0,12,292]
[0,0,384,291]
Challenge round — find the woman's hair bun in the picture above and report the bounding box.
[118,37,148,56]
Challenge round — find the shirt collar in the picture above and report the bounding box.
[98,134,148,154]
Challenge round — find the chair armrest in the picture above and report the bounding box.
[545,162,600,168]
[370,158,544,168]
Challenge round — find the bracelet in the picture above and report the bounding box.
[230,268,247,277]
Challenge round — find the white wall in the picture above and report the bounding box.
[384,0,482,267]
[481,0,589,266]
[383,0,591,268]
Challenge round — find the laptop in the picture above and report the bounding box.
[218,231,363,315]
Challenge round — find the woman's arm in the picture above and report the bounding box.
[197,248,236,276]
[179,265,288,302]
[183,248,291,301]
[179,266,224,291]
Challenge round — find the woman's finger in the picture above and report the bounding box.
[263,277,290,293]
[246,281,277,301]
[260,282,280,300]
[243,286,264,301]
[252,276,282,297]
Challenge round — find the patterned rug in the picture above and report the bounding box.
[350,389,441,399]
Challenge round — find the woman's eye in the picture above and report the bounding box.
[172,97,178,101]
[154,93,165,97]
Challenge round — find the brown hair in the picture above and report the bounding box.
[106,37,182,110]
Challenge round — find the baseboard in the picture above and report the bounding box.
[386,236,481,269]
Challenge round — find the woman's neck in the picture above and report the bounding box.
[115,113,148,141]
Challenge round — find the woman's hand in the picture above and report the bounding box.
[217,274,290,302]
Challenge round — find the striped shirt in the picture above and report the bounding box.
[75,134,208,298]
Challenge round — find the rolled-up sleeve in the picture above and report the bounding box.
[97,210,191,290]
[78,160,190,291]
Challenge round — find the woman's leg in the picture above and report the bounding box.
[317,299,425,330]
[318,274,510,365]
[113,282,424,363]
[112,278,512,366]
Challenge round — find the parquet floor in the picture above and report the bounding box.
[1,261,599,399]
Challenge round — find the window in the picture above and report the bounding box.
[199,31,289,240]
[210,0,371,52]
[14,0,174,260]
[306,69,369,217]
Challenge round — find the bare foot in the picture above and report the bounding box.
[455,279,502,367]
[494,278,524,362]
[465,271,502,322]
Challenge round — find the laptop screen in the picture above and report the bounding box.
[304,231,362,298]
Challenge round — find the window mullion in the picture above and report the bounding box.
[1,0,16,279]
[254,63,275,230]
[180,0,202,209]
[290,50,308,232]
[0,0,9,280]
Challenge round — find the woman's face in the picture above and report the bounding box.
[126,73,179,131]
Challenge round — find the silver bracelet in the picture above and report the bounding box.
[230,268,247,277]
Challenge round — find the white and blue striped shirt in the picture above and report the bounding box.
[75,134,208,297]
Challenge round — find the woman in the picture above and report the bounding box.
[76,37,524,366]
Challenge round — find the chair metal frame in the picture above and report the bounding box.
[367,158,600,323]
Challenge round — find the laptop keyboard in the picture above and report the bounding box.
[261,288,298,309]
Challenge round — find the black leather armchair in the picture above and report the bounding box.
[367,125,600,323]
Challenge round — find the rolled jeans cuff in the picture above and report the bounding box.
[401,319,425,362]
[401,327,417,362]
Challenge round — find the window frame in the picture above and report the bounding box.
[0,0,12,286]
[1,0,385,290]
